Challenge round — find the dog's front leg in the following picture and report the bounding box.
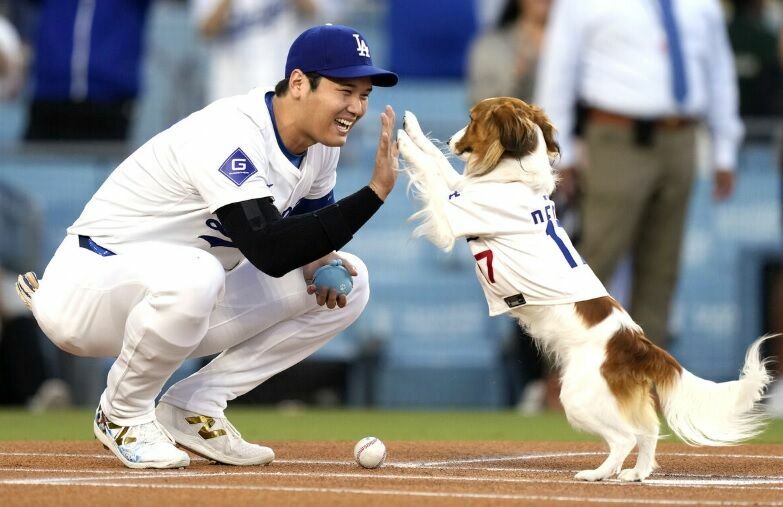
[398,129,454,202]
[398,129,459,251]
[402,111,464,190]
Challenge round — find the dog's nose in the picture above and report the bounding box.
[447,136,452,145]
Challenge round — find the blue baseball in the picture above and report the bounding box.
[312,259,353,295]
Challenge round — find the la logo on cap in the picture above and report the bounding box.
[352,33,370,57]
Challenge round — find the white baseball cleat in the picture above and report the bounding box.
[93,404,190,469]
[156,402,275,466]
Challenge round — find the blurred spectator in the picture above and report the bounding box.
[24,0,153,141]
[766,19,783,418]
[475,0,510,31]
[0,268,51,406]
[193,0,341,103]
[0,12,48,407]
[466,0,559,413]
[727,0,783,117]
[5,0,37,45]
[467,0,551,106]
[0,181,60,408]
[727,0,783,417]
[536,0,742,348]
[0,10,24,100]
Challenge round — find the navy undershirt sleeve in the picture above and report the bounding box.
[291,190,336,215]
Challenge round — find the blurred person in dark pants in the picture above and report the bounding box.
[536,0,742,349]
[23,0,153,141]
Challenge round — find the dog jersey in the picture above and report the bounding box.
[68,87,338,270]
[444,181,607,315]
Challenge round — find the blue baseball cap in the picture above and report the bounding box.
[285,24,398,87]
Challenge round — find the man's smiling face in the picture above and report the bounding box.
[300,76,372,148]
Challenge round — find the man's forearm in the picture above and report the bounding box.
[216,186,383,277]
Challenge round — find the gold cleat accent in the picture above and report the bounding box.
[112,425,137,446]
[185,415,227,439]
[16,272,39,309]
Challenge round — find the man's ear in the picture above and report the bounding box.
[288,70,307,98]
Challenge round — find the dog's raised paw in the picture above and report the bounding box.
[402,111,414,130]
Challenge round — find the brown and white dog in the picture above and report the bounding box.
[397,97,773,482]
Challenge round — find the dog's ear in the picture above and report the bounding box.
[526,104,560,159]
[493,102,539,159]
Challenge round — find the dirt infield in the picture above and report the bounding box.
[1,440,782,506]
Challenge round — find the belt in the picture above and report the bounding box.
[587,108,697,129]
[78,235,116,257]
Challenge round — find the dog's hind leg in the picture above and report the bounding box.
[618,403,660,481]
[560,358,637,481]
[574,429,636,481]
[617,432,658,482]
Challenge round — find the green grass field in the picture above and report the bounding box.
[1,408,782,443]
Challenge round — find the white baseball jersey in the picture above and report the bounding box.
[68,87,339,270]
[444,175,608,316]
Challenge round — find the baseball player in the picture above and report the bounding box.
[15,24,398,469]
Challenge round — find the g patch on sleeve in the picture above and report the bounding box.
[219,148,258,186]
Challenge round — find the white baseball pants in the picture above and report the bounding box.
[31,234,369,425]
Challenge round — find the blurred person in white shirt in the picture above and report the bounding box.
[194,0,342,103]
[535,0,742,349]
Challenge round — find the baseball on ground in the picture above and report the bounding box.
[353,436,386,469]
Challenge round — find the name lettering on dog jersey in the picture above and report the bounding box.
[448,191,460,200]
[219,148,257,186]
[531,203,555,224]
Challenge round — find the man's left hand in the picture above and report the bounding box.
[713,168,735,201]
[304,252,357,309]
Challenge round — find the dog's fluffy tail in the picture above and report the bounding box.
[656,335,774,446]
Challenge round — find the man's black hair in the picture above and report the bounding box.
[274,72,323,96]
